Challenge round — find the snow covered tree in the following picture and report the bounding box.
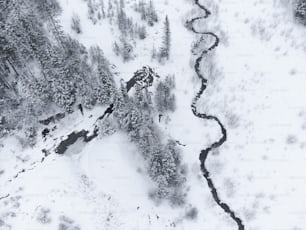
[99,0,106,19]
[32,0,62,20]
[147,0,158,26]
[137,25,147,39]
[148,143,177,199]
[154,75,176,114]
[0,0,117,133]
[31,0,65,47]
[295,0,306,24]
[107,0,114,23]
[54,37,93,110]
[89,46,116,105]
[24,126,38,147]
[119,37,134,62]
[87,0,97,24]
[95,67,115,105]
[163,139,182,186]
[71,14,82,34]
[114,84,145,136]
[117,8,128,34]
[51,76,76,112]
[113,41,120,56]
[137,122,161,159]
[121,102,143,134]
[148,138,185,201]
[159,16,171,61]
[133,84,146,109]
[120,0,125,9]
[134,0,157,26]
[133,85,153,116]
[89,45,112,76]
[151,46,157,60]
[139,1,147,21]
[113,81,129,119]
[97,118,116,137]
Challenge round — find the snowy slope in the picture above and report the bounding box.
[1,0,234,229]
[198,0,306,229]
[2,0,306,229]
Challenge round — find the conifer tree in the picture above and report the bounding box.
[107,0,114,23]
[100,0,106,18]
[138,25,147,39]
[147,0,158,26]
[117,8,128,34]
[139,1,146,21]
[89,46,115,105]
[159,16,171,61]
[113,41,120,56]
[120,0,125,9]
[120,37,134,62]
[296,0,306,24]
[151,46,157,60]
[154,75,176,113]
[71,14,82,34]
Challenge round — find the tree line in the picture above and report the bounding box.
[0,0,184,205]
[0,0,116,137]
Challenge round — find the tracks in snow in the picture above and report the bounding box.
[187,0,245,229]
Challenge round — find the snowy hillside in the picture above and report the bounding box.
[2,0,306,229]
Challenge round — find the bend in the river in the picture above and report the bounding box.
[187,0,245,229]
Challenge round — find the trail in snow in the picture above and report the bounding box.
[187,0,245,229]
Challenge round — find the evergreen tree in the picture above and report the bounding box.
[151,45,157,60]
[139,0,146,21]
[148,138,184,200]
[163,139,182,186]
[138,25,147,39]
[94,64,115,105]
[159,16,171,61]
[133,84,146,108]
[0,0,114,132]
[51,76,76,112]
[154,75,176,113]
[134,84,153,112]
[89,46,115,105]
[71,14,82,34]
[113,81,128,119]
[88,0,98,24]
[100,0,106,18]
[32,0,62,20]
[113,41,120,56]
[31,0,65,47]
[117,8,128,34]
[107,0,114,23]
[97,117,116,137]
[120,37,134,62]
[296,0,306,24]
[147,0,158,26]
[137,122,161,159]
[126,17,135,38]
[120,0,125,9]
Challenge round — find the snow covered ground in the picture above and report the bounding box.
[200,0,306,229]
[2,0,306,229]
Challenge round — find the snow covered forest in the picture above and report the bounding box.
[1,0,306,229]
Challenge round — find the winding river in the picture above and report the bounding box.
[188,0,245,229]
